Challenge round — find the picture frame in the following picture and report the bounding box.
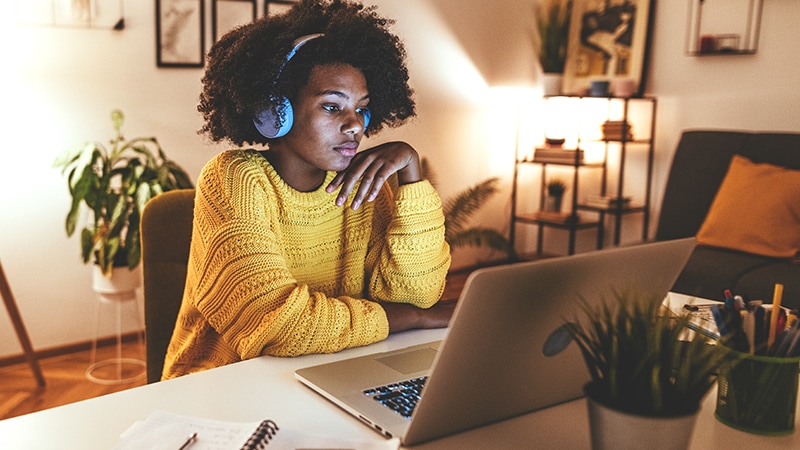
[562,0,654,97]
[156,0,205,68]
[265,0,296,17]
[212,0,257,43]
[15,0,124,29]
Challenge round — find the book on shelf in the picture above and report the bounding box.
[532,147,584,163]
[584,194,632,209]
[601,120,634,141]
[114,410,400,450]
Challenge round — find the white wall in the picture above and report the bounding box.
[1,0,798,358]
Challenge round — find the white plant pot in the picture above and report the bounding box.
[585,386,699,450]
[92,265,141,294]
[542,73,563,96]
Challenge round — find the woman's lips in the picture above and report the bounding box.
[335,141,358,157]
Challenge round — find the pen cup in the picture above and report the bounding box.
[715,347,800,435]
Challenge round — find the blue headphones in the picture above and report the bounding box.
[253,33,371,138]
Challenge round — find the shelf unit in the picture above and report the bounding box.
[510,96,657,256]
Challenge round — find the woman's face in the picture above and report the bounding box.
[269,63,370,191]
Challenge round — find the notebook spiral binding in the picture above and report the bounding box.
[240,419,280,450]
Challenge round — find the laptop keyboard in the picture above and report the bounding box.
[363,376,427,419]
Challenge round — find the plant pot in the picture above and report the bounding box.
[542,73,563,96]
[92,265,141,294]
[584,383,699,450]
[545,195,563,212]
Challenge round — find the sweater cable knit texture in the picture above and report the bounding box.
[162,150,450,379]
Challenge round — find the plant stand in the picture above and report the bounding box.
[0,260,46,387]
[85,267,146,385]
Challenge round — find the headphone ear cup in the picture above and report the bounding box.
[363,109,371,130]
[253,97,294,138]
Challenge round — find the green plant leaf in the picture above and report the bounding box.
[443,178,500,235]
[80,228,94,264]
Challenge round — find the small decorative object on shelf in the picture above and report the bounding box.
[545,137,566,147]
[584,195,632,209]
[545,179,568,212]
[533,148,585,164]
[686,0,763,56]
[601,120,633,141]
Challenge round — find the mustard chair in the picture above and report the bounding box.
[140,189,195,383]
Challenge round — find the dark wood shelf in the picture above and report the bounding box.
[515,212,600,229]
[576,204,647,214]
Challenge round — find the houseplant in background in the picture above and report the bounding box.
[545,178,567,212]
[534,0,573,95]
[54,109,194,285]
[566,293,736,449]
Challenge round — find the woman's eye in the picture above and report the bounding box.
[323,104,340,113]
[356,107,370,116]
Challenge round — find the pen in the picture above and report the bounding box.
[178,432,197,450]
[768,283,784,351]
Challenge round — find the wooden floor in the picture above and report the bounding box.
[0,339,147,420]
[0,270,473,421]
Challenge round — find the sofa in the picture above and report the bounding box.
[655,130,800,310]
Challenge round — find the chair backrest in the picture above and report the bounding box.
[140,189,195,383]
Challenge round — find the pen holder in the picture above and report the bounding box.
[715,347,800,435]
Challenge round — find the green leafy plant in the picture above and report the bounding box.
[566,292,736,416]
[535,0,573,74]
[53,109,194,276]
[547,178,567,197]
[442,177,514,256]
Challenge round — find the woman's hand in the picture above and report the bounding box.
[326,141,421,209]
[380,300,457,334]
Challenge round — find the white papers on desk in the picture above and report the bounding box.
[663,292,721,341]
[114,410,400,450]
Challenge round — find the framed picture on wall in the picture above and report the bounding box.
[562,0,654,97]
[156,0,205,68]
[265,0,296,17]
[213,0,257,43]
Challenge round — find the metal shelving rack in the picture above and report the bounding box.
[510,96,656,256]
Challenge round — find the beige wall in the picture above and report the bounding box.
[1,0,798,357]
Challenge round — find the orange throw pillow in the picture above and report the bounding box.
[696,155,800,258]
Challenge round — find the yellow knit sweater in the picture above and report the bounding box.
[162,150,450,379]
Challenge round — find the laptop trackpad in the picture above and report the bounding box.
[377,348,437,374]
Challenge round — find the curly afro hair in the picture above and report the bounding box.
[197,0,416,146]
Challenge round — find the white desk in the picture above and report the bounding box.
[1,326,798,449]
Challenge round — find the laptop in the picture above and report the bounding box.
[295,238,696,445]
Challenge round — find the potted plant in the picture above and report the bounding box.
[53,109,194,281]
[566,293,735,449]
[545,178,567,212]
[535,0,573,95]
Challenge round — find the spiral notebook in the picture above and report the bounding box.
[114,410,400,450]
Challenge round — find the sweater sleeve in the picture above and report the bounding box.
[185,153,389,359]
[365,180,451,308]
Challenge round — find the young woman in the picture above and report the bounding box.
[161,0,454,379]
